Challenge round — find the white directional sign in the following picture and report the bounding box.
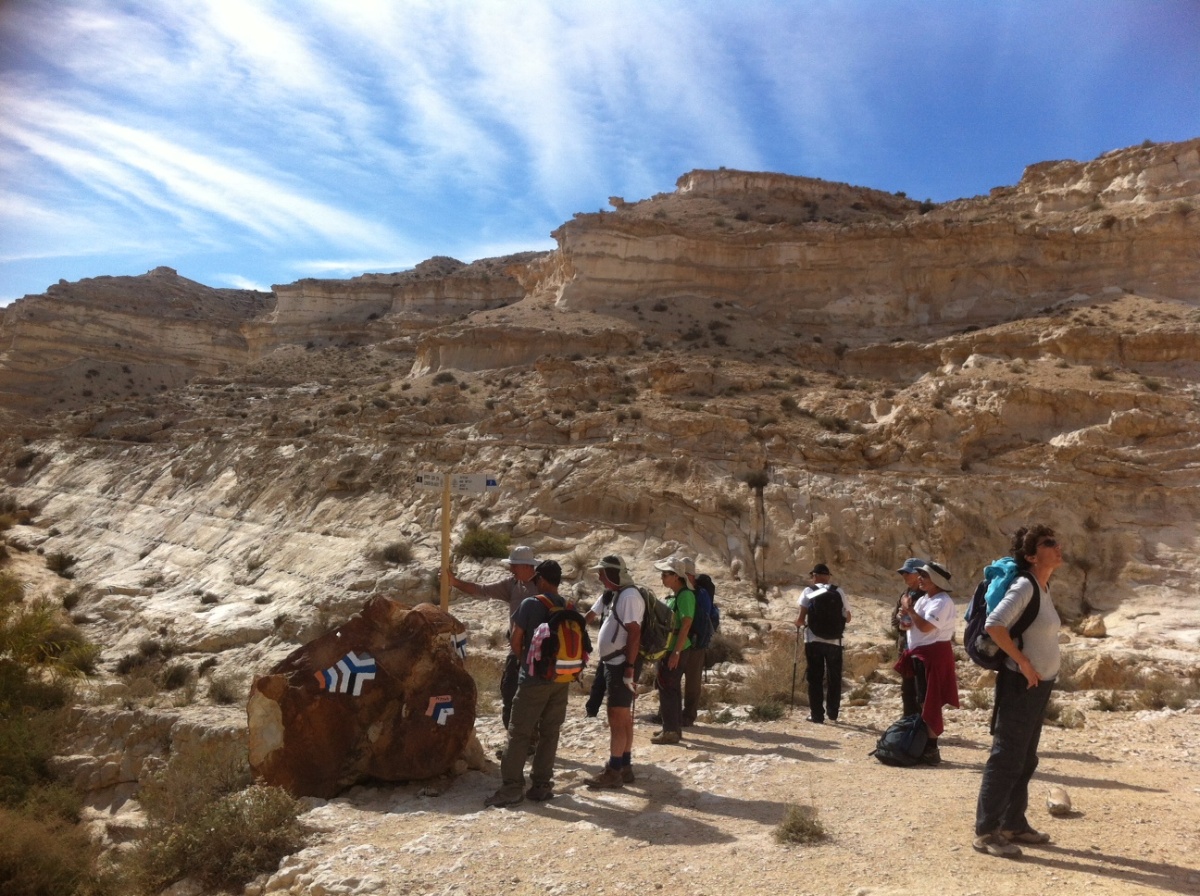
[450,473,499,494]
[415,471,444,490]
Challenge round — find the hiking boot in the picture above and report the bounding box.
[484,786,524,809]
[921,745,942,765]
[651,730,682,745]
[973,832,1021,858]
[807,716,825,725]
[620,765,635,784]
[681,717,695,728]
[585,767,625,789]
[1002,828,1051,844]
[526,784,553,801]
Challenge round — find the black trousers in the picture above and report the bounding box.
[804,640,843,722]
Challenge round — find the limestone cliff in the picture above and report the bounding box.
[1,139,1198,718]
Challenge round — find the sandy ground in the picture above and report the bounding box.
[264,685,1200,896]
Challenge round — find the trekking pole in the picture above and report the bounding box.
[789,623,801,715]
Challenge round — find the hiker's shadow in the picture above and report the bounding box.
[683,723,836,763]
[1019,844,1198,895]
[535,765,793,845]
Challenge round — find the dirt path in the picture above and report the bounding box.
[258,690,1200,896]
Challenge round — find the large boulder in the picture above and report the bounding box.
[247,598,477,798]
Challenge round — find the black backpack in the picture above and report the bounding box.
[869,714,929,767]
[690,574,719,649]
[964,573,1040,670]
[806,585,846,640]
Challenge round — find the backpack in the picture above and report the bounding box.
[613,586,674,661]
[869,714,929,767]
[806,585,846,640]
[690,574,720,649]
[526,594,592,683]
[964,571,1040,671]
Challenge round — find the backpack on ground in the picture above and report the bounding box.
[613,586,674,661]
[690,574,720,649]
[869,714,929,767]
[527,594,592,683]
[806,585,846,640]
[964,570,1040,671]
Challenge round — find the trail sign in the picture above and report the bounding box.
[417,470,500,610]
[451,473,498,494]
[416,471,444,490]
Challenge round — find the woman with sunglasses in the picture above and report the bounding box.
[973,526,1064,858]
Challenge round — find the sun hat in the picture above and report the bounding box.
[591,554,634,587]
[501,545,538,567]
[916,562,953,592]
[654,555,693,579]
[896,557,925,574]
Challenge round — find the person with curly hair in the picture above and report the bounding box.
[973,525,1064,858]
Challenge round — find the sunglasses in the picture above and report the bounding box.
[1038,538,1058,549]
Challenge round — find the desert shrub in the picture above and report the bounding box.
[736,635,804,709]
[208,671,246,706]
[464,653,502,713]
[372,541,413,566]
[45,552,76,577]
[704,707,735,725]
[847,682,871,705]
[160,662,192,691]
[704,629,747,667]
[1045,701,1086,729]
[432,371,457,385]
[455,527,510,561]
[0,572,24,605]
[774,803,827,844]
[748,700,785,722]
[1093,690,1128,712]
[965,688,993,710]
[130,741,303,894]
[0,808,109,896]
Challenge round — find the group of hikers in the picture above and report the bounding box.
[444,523,1064,860]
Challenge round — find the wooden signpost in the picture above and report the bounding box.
[417,471,499,610]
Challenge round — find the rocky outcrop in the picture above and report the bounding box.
[248,599,477,798]
[536,140,1200,341]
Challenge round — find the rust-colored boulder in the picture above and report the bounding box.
[247,598,476,798]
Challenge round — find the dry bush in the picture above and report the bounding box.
[965,688,993,710]
[207,670,246,706]
[464,653,504,713]
[0,571,24,604]
[774,803,827,844]
[736,634,806,710]
[704,629,747,666]
[129,740,304,894]
[0,808,113,896]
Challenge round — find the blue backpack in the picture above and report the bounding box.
[690,574,720,649]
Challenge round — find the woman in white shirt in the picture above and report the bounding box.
[973,525,1064,859]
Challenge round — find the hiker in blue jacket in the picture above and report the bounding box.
[973,525,1064,858]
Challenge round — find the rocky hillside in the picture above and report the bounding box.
[1,138,1198,696]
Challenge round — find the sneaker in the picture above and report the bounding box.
[526,784,553,801]
[973,832,1021,858]
[651,730,682,745]
[620,765,635,784]
[1002,828,1051,844]
[484,787,525,809]
[584,767,625,789]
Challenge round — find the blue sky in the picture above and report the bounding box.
[1,1,1197,306]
